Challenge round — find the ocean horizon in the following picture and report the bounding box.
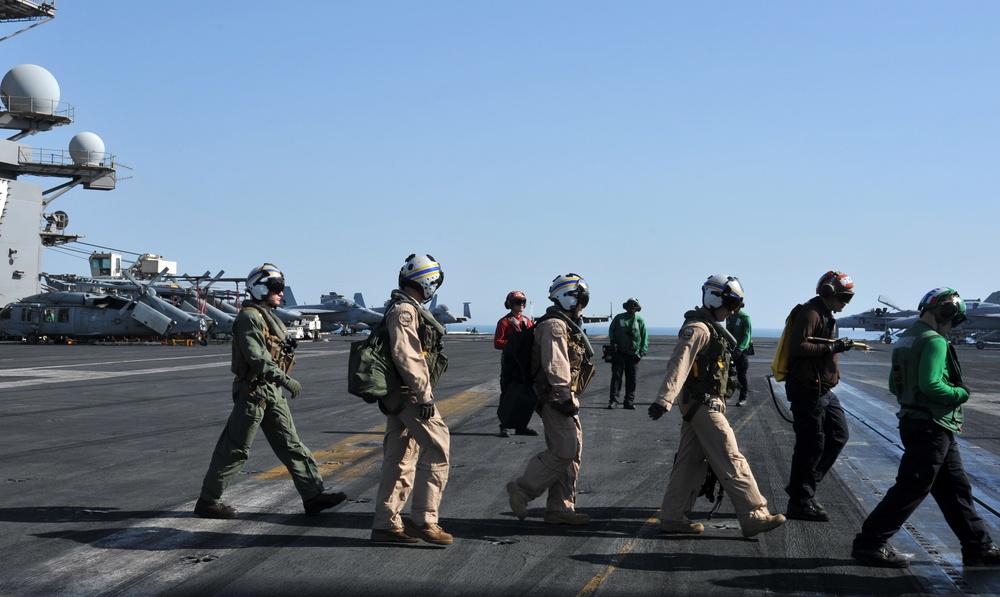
[448,325,888,342]
[449,325,787,338]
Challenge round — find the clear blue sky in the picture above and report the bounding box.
[6,1,1000,329]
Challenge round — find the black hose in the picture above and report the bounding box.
[766,374,795,424]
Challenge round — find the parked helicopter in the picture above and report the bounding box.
[0,268,213,344]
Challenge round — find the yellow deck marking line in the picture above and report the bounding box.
[577,513,660,597]
[254,386,496,481]
[577,400,763,596]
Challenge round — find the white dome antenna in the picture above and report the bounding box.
[69,131,104,166]
[1,64,59,114]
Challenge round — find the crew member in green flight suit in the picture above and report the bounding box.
[852,288,1000,568]
[194,263,346,519]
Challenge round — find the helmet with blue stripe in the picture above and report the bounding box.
[702,274,744,311]
[399,253,444,302]
[247,263,285,301]
[549,273,590,311]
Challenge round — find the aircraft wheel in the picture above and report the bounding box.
[26,333,40,344]
[977,341,986,350]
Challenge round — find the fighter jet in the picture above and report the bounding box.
[353,292,472,328]
[838,295,919,344]
[887,294,1000,349]
[278,288,383,332]
[428,294,471,325]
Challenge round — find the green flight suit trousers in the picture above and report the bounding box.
[200,390,325,503]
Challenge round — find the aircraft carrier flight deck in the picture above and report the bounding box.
[3,335,1000,596]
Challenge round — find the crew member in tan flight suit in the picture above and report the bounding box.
[648,275,785,538]
[370,254,453,545]
[194,263,346,519]
[507,273,596,526]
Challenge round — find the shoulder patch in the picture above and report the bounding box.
[550,321,566,338]
[679,326,695,341]
[397,310,414,327]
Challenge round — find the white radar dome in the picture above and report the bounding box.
[1,64,60,115]
[69,132,105,166]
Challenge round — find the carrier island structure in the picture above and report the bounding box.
[1,0,121,305]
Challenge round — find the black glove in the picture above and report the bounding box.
[419,402,436,420]
[551,399,579,417]
[830,339,854,354]
[283,377,302,398]
[648,403,667,421]
[633,354,642,364]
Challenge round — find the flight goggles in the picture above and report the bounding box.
[264,277,285,294]
[721,294,743,310]
[835,292,853,304]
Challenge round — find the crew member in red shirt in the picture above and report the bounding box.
[495,290,537,437]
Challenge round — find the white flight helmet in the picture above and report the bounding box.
[702,274,744,311]
[247,263,285,301]
[549,273,590,311]
[399,253,444,302]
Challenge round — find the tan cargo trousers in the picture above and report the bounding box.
[511,402,583,513]
[660,397,772,527]
[373,401,451,530]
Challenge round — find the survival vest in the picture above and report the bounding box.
[531,310,596,398]
[682,309,736,400]
[385,291,449,390]
[231,302,295,384]
[890,321,965,431]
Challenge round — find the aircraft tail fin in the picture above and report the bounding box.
[430,294,438,310]
[353,292,367,308]
[985,291,1000,305]
[878,295,905,312]
[463,302,471,319]
[282,286,298,307]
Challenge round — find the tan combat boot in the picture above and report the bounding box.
[370,527,420,544]
[544,511,590,525]
[403,519,454,545]
[507,482,528,520]
[659,519,704,534]
[741,512,786,538]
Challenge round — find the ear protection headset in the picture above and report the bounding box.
[504,291,526,310]
[919,288,965,326]
[939,300,959,319]
[817,271,838,299]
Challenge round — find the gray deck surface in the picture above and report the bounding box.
[3,334,1000,596]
